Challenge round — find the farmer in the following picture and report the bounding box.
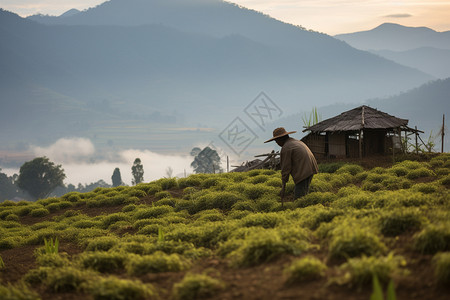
[265,127,318,199]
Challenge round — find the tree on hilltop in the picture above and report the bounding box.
[190,146,222,174]
[131,158,144,185]
[17,157,66,200]
[112,168,124,187]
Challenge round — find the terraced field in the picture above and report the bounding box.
[0,154,449,300]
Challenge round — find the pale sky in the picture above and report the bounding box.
[0,0,449,34]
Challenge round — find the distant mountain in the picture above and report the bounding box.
[371,47,450,79]
[335,23,450,51]
[27,8,80,23]
[335,23,450,78]
[0,2,433,155]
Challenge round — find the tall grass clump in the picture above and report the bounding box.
[406,167,435,179]
[379,209,423,236]
[227,230,305,267]
[85,236,119,252]
[433,252,450,285]
[294,192,336,208]
[414,223,450,254]
[126,252,190,275]
[0,282,40,300]
[45,267,92,292]
[328,223,386,260]
[172,273,225,300]
[81,252,126,273]
[241,212,285,229]
[86,276,157,300]
[339,253,407,287]
[284,256,327,283]
[134,205,174,219]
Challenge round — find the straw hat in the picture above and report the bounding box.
[264,127,296,143]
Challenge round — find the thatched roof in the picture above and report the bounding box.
[303,106,408,133]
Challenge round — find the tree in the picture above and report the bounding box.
[131,158,144,185]
[111,168,123,187]
[190,146,222,174]
[16,157,66,200]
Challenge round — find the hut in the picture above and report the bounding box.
[302,105,422,159]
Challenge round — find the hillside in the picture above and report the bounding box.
[0,2,433,154]
[0,155,449,299]
[335,23,450,51]
[370,47,450,79]
[335,23,450,78]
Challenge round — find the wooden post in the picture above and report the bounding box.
[359,129,363,159]
[415,126,418,154]
[442,114,445,153]
[359,106,365,159]
[227,156,229,173]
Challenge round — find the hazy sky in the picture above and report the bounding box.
[0,0,449,34]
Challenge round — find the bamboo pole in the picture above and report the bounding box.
[415,126,418,154]
[442,114,445,153]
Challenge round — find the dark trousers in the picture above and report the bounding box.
[294,175,313,199]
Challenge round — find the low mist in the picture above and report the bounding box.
[8,138,195,186]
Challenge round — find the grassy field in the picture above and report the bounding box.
[0,154,449,300]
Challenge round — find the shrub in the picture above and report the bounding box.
[231,200,256,212]
[433,252,450,285]
[228,231,304,267]
[340,254,407,287]
[155,191,171,199]
[318,162,345,173]
[414,223,450,254]
[406,167,435,179]
[173,273,225,300]
[328,226,386,260]
[145,184,162,195]
[336,164,364,176]
[243,184,276,200]
[178,176,202,188]
[85,236,119,252]
[36,253,69,268]
[0,237,18,250]
[241,213,285,229]
[45,267,91,292]
[379,209,423,236]
[294,192,336,208]
[101,213,130,229]
[158,178,178,190]
[81,252,126,273]
[284,256,327,283]
[134,206,173,219]
[72,219,101,229]
[126,252,190,275]
[255,197,279,213]
[24,267,50,285]
[0,282,40,300]
[30,208,50,217]
[122,204,137,212]
[154,198,176,207]
[86,276,157,300]
[388,166,409,177]
[5,214,19,222]
[266,178,283,188]
[210,192,241,210]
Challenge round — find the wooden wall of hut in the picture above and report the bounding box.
[302,133,326,157]
[328,133,346,157]
[364,129,387,155]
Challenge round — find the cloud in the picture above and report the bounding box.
[25,138,195,185]
[31,137,95,163]
[384,13,412,18]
